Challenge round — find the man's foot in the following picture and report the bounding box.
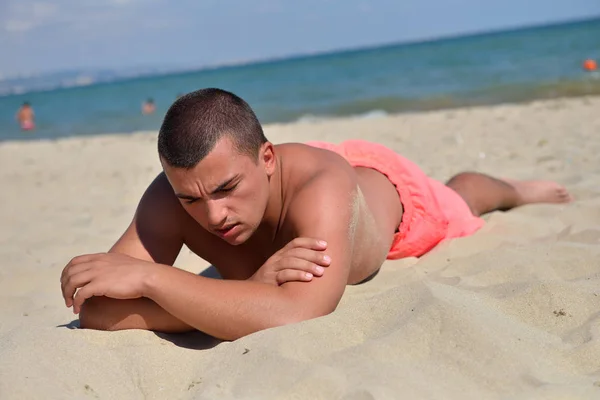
[503,179,573,206]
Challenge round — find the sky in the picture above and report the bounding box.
[1,0,599,78]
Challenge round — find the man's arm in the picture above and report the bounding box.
[71,172,340,335]
[136,170,357,340]
[79,172,192,332]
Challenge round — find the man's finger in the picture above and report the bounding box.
[60,261,94,286]
[60,253,104,282]
[276,269,313,285]
[285,248,331,267]
[276,258,326,278]
[284,237,327,251]
[62,270,96,308]
[68,253,106,266]
[72,283,103,314]
[60,262,94,302]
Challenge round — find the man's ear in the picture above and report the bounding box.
[260,142,276,177]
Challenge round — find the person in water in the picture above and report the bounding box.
[142,98,156,115]
[60,88,573,340]
[16,101,35,131]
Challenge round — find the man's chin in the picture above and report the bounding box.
[226,234,249,246]
[219,226,251,246]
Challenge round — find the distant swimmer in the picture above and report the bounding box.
[16,101,35,131]
[583,59,597,72]
[142,98,156,115]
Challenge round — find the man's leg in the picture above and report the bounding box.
[446,172,572,217]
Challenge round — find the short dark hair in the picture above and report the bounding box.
[158,88,267,169]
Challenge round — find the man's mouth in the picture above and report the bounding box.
[214,224,239,237]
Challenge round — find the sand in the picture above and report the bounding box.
[1,96,600,399]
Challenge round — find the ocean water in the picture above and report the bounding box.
[1,18,599,142]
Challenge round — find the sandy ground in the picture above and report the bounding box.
[1,96,600,399]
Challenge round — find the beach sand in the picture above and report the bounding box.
[1,96,600,399]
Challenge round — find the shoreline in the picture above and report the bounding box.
[2,94,599,146]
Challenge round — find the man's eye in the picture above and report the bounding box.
[184,199,196,205]
[221,184,238,193]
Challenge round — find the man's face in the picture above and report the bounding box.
[162,137,275,245]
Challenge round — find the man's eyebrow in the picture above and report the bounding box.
[174,175,240,200]
[211,175,239,194]
[175,193,200,201]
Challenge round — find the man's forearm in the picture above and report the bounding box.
[142,264,306,340]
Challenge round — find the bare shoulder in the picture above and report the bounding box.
[277,144,359,228]
[277,143,357,185]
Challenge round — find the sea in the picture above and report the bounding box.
[1,17,599,142]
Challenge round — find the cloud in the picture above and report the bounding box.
[2,2,58,33]
[1,0,166,34]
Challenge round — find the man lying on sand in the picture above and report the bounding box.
[60,88,572,340]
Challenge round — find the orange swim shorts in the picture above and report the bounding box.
[306,140,485,259]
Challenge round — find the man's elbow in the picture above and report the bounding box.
[275,284,343,328]
[274,304,336,328]
[78,297,113,331]
[224,304,335,341]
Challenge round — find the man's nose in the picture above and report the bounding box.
[205,200,228,227]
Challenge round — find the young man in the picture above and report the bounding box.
[60,88,572,340]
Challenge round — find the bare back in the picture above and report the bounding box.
[272,144,403,283]
[17,107,34,123]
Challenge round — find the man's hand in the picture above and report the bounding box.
[60,253,159,314]
[248,237,331,286]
